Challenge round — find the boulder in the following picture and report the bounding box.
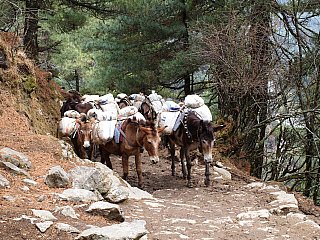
[76,220,148,240]
[0,173,10,188]
[44,165,70,188]
[31,209,57,221]
[56,189,103,202]
[0,161,31,179]
[68,166,111,194]
[35,221,53,233]
[86,201,125,222]
[0,148,33,170]
[54,206,78,219]
[55,223,80,233]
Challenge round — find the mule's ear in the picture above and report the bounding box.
[76,119,83,125]
[89,117,96,124]
[139,126,152,134]
[213,124,225,132]
[157,126,166,133]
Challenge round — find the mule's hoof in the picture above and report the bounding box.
[187,182,193,188]
[205,179,210,187]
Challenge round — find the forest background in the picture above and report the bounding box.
[0,0,320,205]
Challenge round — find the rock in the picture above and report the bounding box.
[292,220,320,232]
[0,173,10,188]
[55,223,80,233]
[76,220,148,240]
[68,166,111,194]
[1,154,20,166]
[2,195,15,202]
[23,179,38,186]
[104,185,129,203]
[44,165,70,188]
[0,148,33,170]
[0,161,31,179]
[236,209,270,220]
[54,206,78,219]
[37,194,48,202]
[13,215,38,224]
[20,186,30,191]
[56,189,103,202]
[269,191,299,214]
[31,209,57,221]
[35,221,53,233]
[286,212,306,225]
[213,166,232,180]
[86,201,125,222]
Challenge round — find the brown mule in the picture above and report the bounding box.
[100,118,166,188]
[167,111,225,187]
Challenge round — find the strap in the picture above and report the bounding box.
[116,125,140,148]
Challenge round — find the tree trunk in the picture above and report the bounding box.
[23,0,41,61]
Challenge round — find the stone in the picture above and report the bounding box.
[236,209,270,220]
[2,195,15,202]
[54,206,78,219]
[55,223,80,233]
[76,220,148,240]
[44,165,70,188]
[23,179,38,186]
[213,166,232,180]
[68,166,111,194]
[0,173,10,188]
[37,194,48,202]
[286,212,306,225]
[0,161,31,179]
[0,148,33,170]
[57,189,103,202]
[104,185,129,203]
[35,221,53,233]
[31,209,57,221]
[1,154,20,166]
[86,201,125,222]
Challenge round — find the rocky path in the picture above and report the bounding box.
[117,154,320,240]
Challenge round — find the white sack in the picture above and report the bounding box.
[119,106,138,117]
[87,109,117,121]
[128,112,146,122]
[98,93,114,104]
[58,117,77,137]
[152,101,163,113]
[184,95,205,108]
[162,101,181,112]
[159,111,180,135]
[117,93,127,99]
[133,101,142,110]
[92,120,117,144]
[193,105,212,121]
[63,110,80,118]
[99,101,119,115]
[149,91,162,102]
[134,94,145,102]
[82,95,100,103]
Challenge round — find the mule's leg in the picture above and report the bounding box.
[122,154,129,181]
[100,146,113,169]
[180,147,187,179]
[184,147,193,188]
[169,140,176,176]
[205,162,210,186]
[135,154,143,188]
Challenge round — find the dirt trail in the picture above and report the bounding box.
[109,150,320,240]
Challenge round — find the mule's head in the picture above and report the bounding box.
[76,118,95,148]
[198,121,225,163]
[139,125,166,164]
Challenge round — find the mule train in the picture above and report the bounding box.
[57,91,224,187]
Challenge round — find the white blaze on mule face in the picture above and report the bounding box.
[202,140,214,163]
[83,141,90,148]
